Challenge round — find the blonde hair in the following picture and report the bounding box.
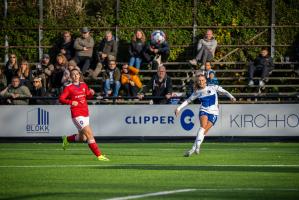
[193,74,206,91]
[56,53,68,66]
[33,77,43,88]
[132,29,146,43]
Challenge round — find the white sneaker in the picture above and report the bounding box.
[195,148,200,155]
[189,59,198,66]
[248,80,254,87]
[200,65,205,70]
[259,80,265,87]
[184,149,195,157]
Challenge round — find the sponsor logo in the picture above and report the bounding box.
[26,108,49,133]
[180,109,195,131]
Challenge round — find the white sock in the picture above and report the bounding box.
[191,127,205,150]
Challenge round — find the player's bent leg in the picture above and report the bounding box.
[81,126,110,161]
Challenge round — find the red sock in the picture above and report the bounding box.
[67,134,78,142]
[88,140,101,157]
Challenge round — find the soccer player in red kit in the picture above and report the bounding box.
[59,69,109,161]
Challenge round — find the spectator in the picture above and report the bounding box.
[204,62,219,85]
[91,31,118,79]
[17,60,33,88]
[52,31,75,61]
[103,60,121,98]
[4,53,18,85]
[129,30,146,69]
[0,76,31,105]
[144,31,170,70]
[29,77,48,105]
[61,60,81,86]
[248,48,273,87]
[34,54,54,89]
[0,67,7,91]
[73,27,94,74]
[189,29,217,69]
[121,64,142,98]
[140,65,173,104]
[49,54,68,96]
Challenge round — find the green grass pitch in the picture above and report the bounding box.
[0,142,299,200]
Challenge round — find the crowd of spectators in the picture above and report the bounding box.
[0,27,278,105]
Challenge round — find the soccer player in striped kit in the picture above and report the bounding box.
[59,68,109,161]
[175,72,236,157]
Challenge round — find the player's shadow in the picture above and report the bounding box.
[94,164,299,173]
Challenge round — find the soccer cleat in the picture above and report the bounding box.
[98,155,110,161]
[62,136,69,150]
[184,149,195,157]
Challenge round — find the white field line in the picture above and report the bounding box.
[102,189,197,200]
[0,148,297,152]
[0,164,299,168]
[103,188,299,200]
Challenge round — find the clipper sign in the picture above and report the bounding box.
[26,108,50,133]
[0,104,298,137]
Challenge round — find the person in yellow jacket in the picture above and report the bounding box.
[121,64,142,98]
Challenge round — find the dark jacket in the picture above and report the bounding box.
[56,40,75,60]
[254,55,273,69]
[143,74,173,104]
[145,40,170,55]
[97,38,118,58]
[129,39,146,57]
[4,61,18,84]
[30,87,48,105]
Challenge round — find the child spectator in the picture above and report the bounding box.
[248,48,273,87]
[129,30,146,69]
[121,64,142,98]
[204,62,219,85]
[103,60,121,98]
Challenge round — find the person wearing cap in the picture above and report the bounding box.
[73,27,94,74]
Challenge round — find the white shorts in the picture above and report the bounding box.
[72,116,89,131]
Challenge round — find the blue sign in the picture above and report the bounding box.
[26,108,50,133]
[180,109,195,131]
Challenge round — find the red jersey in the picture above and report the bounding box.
[59,82,93,118]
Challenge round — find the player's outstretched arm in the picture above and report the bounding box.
[216,86,236,102]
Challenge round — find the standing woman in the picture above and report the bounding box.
[175,72,236,157]
[59,69,109,161]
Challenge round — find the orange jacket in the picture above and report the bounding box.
[121,66,142,89]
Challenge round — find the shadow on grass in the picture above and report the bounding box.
[92,164,299,173]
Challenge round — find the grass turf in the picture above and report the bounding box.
[0,142,299,200]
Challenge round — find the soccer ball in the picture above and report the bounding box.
[151,30,166,45]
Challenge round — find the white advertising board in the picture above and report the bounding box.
[0,104,298,137]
